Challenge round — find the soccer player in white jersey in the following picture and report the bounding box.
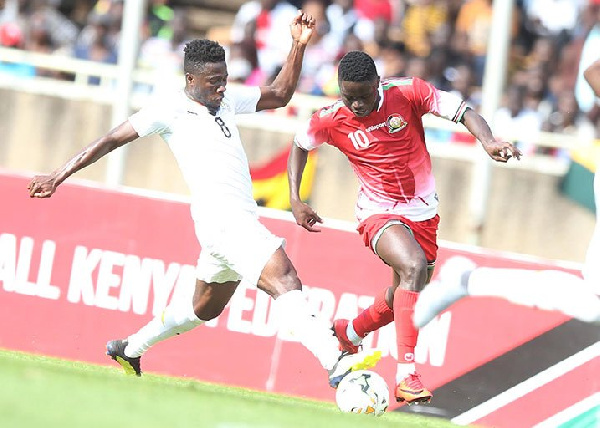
[287,50,521,404]
[413,58,600,329]
[27,12,381,388]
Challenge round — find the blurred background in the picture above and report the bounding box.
[0,0,598,263]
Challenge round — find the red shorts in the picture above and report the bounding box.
[357,214,440,263]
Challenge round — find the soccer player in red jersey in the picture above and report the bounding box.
[287,50,521,404]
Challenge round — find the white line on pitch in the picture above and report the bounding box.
[533,392,600,427]
[451,341,600,426]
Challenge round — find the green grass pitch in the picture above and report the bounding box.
[0,348,458,428]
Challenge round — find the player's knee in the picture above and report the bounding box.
[396,256,428,292]
[261,256,302,298]
[273,272,302,298]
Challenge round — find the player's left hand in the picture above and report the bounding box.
[482,138,522,163]
[291,199,323,232]
[290,10,315,46]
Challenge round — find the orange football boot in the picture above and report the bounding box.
[395,373,432,404]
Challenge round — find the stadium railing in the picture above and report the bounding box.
[0,45,586,162]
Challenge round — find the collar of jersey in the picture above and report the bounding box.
[376,83,384,112]
[182,91,215,116]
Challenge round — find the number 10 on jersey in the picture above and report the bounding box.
[348,130,370,149]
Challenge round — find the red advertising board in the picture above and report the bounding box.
[1,170,597,426]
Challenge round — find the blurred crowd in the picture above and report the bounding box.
[2,0,600,156]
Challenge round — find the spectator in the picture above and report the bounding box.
[454,0,493,85]
[146,0,175,40]
[523,0,585,43]
[227,41,257,84]
[0,22,36,77]
[73,13,118,85]
[376,40,408,78]
[401,0,448,57]
[494,84,542,156]
[447,62,481,111]
[542,89,587,138]
[404,55,430,81]
[230,0,298,85]
[326,0,375,49]
[297,0,339,95]
[353,0,393,23]
[138,8,189,75]
[26,0,78,52]
[319,33,366,97]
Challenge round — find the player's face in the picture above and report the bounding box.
[339,78,379,117]
[185,62,228,113]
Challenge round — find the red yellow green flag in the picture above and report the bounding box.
[250,145,317,210]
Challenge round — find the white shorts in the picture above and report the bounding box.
[195,211,284,285]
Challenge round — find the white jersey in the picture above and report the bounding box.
[128,85,261,236]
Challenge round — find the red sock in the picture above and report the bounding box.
[352,289,394,338]
[394,288,419,363]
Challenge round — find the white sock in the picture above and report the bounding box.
[346,321,362,345]
[468,268,600,323]
[125,301,205,357]
[273,289,340,370]
[413,279,468,328]
[396,363,416,383]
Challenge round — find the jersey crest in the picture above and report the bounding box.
[387,113,407,133]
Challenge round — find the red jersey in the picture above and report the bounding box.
[295,77,468,222]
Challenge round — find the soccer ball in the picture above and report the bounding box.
[335,370,389,416]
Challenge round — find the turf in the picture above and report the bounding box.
[0,349,458,428]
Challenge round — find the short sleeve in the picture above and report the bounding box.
[227,84,261,114]
[411,77,468,123]
[294,114,329,151]
[436,90,469,123]
[128,103,169,137]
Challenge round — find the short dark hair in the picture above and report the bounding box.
[183,39,225,74]
[338,51,378,82]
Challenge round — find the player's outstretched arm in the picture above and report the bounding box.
[584,58,600,97]
[255,11,315,111]
[287,142,322,232]
[460,108,522,163]
[28,121,139,198]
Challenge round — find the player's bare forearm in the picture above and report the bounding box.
[584,59,600,97]
[28,121,138,197]
[256,12,315,111]
[461,108,495,146]
[461,109,521,162]
[55,122,136,182]
[287,144,322,231]
[288,143,308,202]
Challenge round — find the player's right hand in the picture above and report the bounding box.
[291,199,323,232]
[28,174,58,198]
